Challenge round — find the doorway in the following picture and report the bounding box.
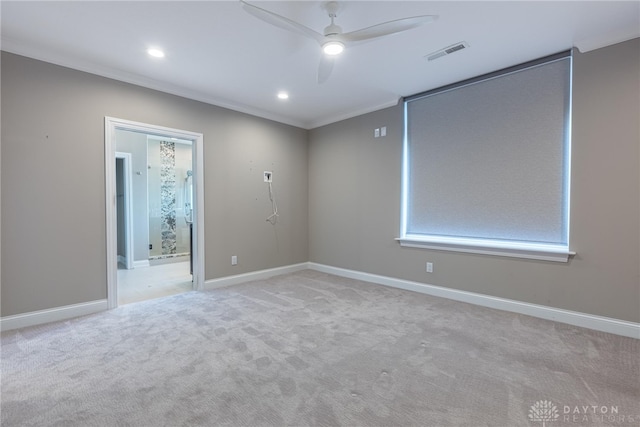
[105,117,204,309]
[115,135,193,304]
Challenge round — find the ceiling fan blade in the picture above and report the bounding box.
[317,55,335,84]
[240,1,324,44]
[341,15,438,43]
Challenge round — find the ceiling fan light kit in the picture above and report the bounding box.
[323,41,345,56]
[240,0,437,83]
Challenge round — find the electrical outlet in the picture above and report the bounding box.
[374,128,380,138]
[149,244,152,250]
[381,126,387,137]
[263,171,272,183]
[426,262,433,273]
[231,255,238,266]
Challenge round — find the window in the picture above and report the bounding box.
[399,52,573,262]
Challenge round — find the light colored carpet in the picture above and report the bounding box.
[2,270,638,426]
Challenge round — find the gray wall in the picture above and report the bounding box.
[1,52,309,317]
[2,39,638,323]
[309,39,640,323]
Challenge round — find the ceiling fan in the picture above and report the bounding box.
[240,1,438,84]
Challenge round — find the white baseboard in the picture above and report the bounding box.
[308,263,640,339]
[204,263,308,290]
[133,259,150,268]
[4,263,636,339]
[0,300,108,332]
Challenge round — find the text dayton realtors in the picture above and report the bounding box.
[562,405,637,424]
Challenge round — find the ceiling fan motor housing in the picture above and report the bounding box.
[324,23,342,37]
[323,1,343,36]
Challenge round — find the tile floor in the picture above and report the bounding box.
[117,261,193,305]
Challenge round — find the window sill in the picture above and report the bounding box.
[396,235,574,263]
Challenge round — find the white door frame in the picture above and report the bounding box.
[105,117,205,309]
[115,152,134,270]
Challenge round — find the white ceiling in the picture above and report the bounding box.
[2,1,638,129]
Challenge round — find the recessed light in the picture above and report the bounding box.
[147,48,165,58]
[277,92,289,100]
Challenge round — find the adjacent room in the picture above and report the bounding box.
[1,1,638,426]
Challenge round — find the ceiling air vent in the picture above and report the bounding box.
[426,41,469,61]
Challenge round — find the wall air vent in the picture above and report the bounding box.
[426,41,469,61]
